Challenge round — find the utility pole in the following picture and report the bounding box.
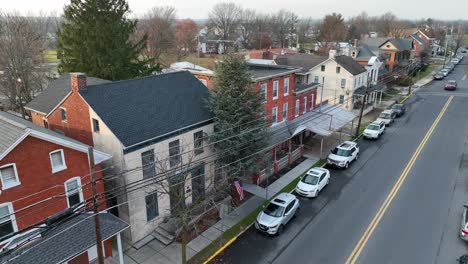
[88,147,104,264]
[319,77,325,112]
[355,78,370,138]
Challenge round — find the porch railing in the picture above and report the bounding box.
[276,155,289,171]
[290,147,302,163]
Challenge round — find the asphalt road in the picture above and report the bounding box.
[212,60,468,264]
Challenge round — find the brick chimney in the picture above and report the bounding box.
[70,73,87,93]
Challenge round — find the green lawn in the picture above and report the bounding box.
[413,65,435,82]
[188,159,326,264]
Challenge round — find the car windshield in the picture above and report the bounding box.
[448,81,456,85]
[367,124,380,130]
[263,203,285,217]
[332,147,351,157]
[379,113,391,119]
[393,105,402,110]
[301,174,320,185]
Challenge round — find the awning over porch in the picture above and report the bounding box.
[291,104,356,137]
[0,213,129,264]
[269,104,357,143]
[353,83,385,96]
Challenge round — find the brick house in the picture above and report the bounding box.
[0,112,129,264]
[247,48,298,60]
[26,71,215,245]
[378,38,415,73]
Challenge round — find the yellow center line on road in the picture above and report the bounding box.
[345,96,453,264]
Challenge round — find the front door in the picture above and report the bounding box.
[192,165,205,204]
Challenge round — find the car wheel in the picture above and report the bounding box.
[326,178,330,185]
[355,154,359,161]
[314,189,320,198]
[294,207,300,218]
[345,162,349,169]
[277,225,284,235]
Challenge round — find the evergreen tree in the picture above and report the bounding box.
[57,0,154,80]
[208,53,270,180]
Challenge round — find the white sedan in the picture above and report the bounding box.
[295,168,330,198]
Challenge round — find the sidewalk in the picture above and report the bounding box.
[113,157,319,264]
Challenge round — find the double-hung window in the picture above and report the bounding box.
[273,81,279,99]
[310,94,315,110]
[272,107,278,124]
[303,97,307,114]
[341,78,347,88]
[295,99,300,117]
[65,177,84,208]
[260,83,267,103]
[169,140,181,167]
[50,149,67,173]
[194,131,204,155]
[92,118,100,133]
[282,103,288,121]
[145,192,159,221]
[284,78,289,96]
[0,164,20,190]
[314,76,319,83]
[142,149,156,179]
[0,203,17,238]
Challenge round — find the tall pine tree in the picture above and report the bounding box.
[208,54,270,181]
[57,0,154,80]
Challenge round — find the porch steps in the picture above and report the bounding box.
[153,226,175,246]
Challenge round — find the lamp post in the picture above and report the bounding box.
[16,78,25,119]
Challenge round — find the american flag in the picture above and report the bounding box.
[233,181,244,200]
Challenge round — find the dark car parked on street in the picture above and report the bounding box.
[392,104,406,117]
[433,73,445,80]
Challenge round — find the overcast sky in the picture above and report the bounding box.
[3,0,467,20]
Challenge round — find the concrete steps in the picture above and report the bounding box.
[153,226,175,246]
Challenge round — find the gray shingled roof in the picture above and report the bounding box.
[0,213,128,264]
[411,33,425,44]
[25,74,109,114]
[246,63,300,81]
[380,38,414,51]
[0,111,111,163]
[275,54,328,74]
[334,56,367,76]
[361,37,389,55]
[79,71,214,148]
[355,44,376,62]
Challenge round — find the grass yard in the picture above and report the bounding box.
[45,50,59,63]
[413,65,435,82]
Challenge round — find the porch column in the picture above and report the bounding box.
[300,133,303,146]
[288,139,292,155]
[117,233,124,264]
[320,137,324,160]
[379,91,383,104]
[274,147,277,162]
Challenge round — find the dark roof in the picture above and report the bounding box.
[355,44,376,62]
[294,83,320,94]
[25,74,109,114]
[80,71,214,148]
[411,33,425,44]
[246,63,300,81]
[275,54,328,74]
[0,213,128,264]
[380,38,414,51]
[361,38,389,55]
[334,56,367,76]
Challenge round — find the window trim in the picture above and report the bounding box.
[141,149,156,179]
[50,149,67,173]
[260,83,268,103]
[295,99,300,117]
[321,65,325,72]
[169,140,181,167]
[145,192,159,221]
[310,94,315,110]
[283,103,288,121]
[92,118,100,133]
[303,97,307,114]
[341,78,347,88]
[194,130,204,155]
[272,107,278,124]
[64,177,84,208]
[283,78,289,96]
[273,80,279,99]
[0,164,20,190]
[60,107,67,122]
[0,202,18,238]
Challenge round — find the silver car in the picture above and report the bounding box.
[255,193,300,235]
[460,205,468,241]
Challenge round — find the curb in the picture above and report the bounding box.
[201,159,325,264]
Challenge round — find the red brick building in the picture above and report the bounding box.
[0,112,128,264]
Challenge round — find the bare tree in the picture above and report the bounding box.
[208,2,242,40]
[140,6,177,67]
[296,18,312,49]
[237,8,257,49]
[319,13,347,43]
[0,11,51,118]
[271,9,294,48]
[250,14,273,50]
[175,19,199,60]
[347,12,370,40]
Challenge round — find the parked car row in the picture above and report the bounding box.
[434,54,463,81]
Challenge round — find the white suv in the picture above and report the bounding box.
[327,141,359,169]
[363,121,385,139]
[376,109,396,126]
[255,193,300,235]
